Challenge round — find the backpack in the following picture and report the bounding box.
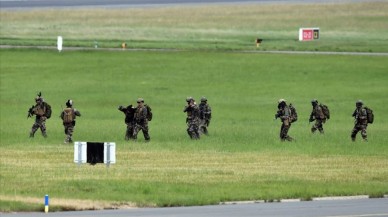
[364,107,374,124]
[35,102,51,118]
[320,104,330,120]
[45,103,52,119]
[63,108,74,124]
[145,104,152,121]
[289,103,298,123]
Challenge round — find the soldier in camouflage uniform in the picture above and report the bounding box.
[351,100,368,141]
[133,98,150,142]
[60,99,81,143]
[309,99,326,134]
[28,95,52,138]
[184,97,200,139]
[199,97,212,135]
[274,99,294,141]
[118,104,136,140]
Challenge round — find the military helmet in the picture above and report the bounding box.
[311,99,318,104]
[200,97,207,102]
[186,96,193,102]
[66,99,73,107]
[35,96,42,102]
[137,98,144,103]
[278,99,286,104]
[356,100,363,105]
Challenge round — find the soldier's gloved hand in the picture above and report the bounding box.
[309,118,314,122]
[118,105,123,110]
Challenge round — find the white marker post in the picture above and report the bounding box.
[44,194,49,213]
[57,36,63,52]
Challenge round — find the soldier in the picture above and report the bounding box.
[309,99,326,134]
[133,98,150,142]
[199,96,212,135]
[60,99,81,143]
[28,93,52,138]
[184,97,200,139]
[351,100,368,141]
[118,104,136,140]
[274,99,294,141]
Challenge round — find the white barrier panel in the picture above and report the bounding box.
[104,142,116,164]
[299,28,319,41]
[74,142,116,165]
[74,142,87,164]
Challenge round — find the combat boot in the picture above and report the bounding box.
[29,132,34,138]
[286,136,294,142]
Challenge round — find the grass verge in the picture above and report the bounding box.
[1,2,388,52]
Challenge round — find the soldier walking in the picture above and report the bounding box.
[275,99,294,141]
[28,92,52,138]
[351,100,368,141]
[184,97,200,139]
[133,98,151,142]
[118,104,136,140]
[309,99,326,134]
[199,97,212,135]
[60,99,81,143]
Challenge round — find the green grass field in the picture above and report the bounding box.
[1,2,388,52]
[1,48,387,211]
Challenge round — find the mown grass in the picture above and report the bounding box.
[0,49,387,211]
[1,2,388,52]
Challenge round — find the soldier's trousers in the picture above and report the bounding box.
[125,123,135,140]
[30,119,47,137]
[133,123,150,141]
[311,119,324,133]
[280,122,293,141]
[199,119,209,135]
[63,123,75,143]
[187,121,200,139]
[351,124,367,141]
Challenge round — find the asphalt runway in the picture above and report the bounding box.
[2,198,388,217]
[0,0,373,9]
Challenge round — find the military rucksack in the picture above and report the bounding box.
[289,103,298,123]
[364,107,374,124]
[45,102,52,119]
[34,102,52,118]
[63,108,74,124]
[320,104,330,120]
[145,104,152,121]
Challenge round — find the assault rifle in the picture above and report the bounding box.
[274,110,282,120]
[27,105,34,119]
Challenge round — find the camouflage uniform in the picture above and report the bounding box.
[309,100,326,134]
[275,99,293,141]
[351,100,368,141]
[184,97,200,139]
[133,98,150,141]
[118,105,136,140]
[60,100,81,143]
[199,97,212,135]
[29,97,51,138]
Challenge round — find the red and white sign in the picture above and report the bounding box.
[302,29,313,40]
[299,28,319,41]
